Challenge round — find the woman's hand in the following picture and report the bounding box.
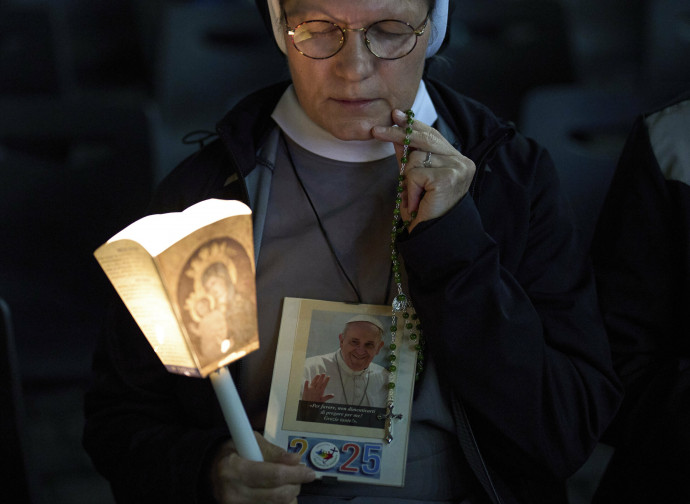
[210,432,315,504]
[372,109,476,232]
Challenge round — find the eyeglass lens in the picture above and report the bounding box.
[292,20,418,59]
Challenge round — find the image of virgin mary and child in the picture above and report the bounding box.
[180,239,256,367]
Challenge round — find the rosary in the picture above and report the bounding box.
[285,109,425,443]
[380,109,425,443]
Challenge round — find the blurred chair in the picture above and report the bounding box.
[46,0,148,97]
[0,298,39,504]
[428,0,575,123]
[557,0,646,86]
[0,3,60,95]
[642,0,690,104]
[0,96,152,382]
[520,85,642,248]
[1,1,147,98]
[153,0,287,118]
[150,1,289,180]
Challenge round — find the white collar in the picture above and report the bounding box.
[271,81,438,162]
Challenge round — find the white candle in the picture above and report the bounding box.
[209,366,263,461]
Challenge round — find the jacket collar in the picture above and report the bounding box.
[216,80,292,178]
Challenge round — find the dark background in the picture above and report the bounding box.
[1,0,689,502]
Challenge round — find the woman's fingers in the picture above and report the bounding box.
[372,109,457,157]
[372,109,476,231]
[212,434,315,504]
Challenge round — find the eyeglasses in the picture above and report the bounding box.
[285,13,429,60]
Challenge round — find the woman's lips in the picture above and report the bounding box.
[332,98,376,108]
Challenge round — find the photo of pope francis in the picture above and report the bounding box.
[301,314,389,408]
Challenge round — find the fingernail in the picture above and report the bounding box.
[393,109,406,119]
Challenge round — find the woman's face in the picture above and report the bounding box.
[282,0,430,141]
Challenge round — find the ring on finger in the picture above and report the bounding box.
[423,151,432,168]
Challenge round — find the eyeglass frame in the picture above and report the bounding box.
[284,12,430,60]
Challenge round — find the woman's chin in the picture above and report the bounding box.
[328,120,382,142]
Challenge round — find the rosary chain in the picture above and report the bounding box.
[381,109,425,443]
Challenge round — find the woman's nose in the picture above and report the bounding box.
[334,29,376,80]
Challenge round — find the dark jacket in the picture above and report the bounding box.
[591,93,690,504]
[83,79,622,503]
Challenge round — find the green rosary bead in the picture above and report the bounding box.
[387,108,425,389]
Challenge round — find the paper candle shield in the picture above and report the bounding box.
[94,198,262,461]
